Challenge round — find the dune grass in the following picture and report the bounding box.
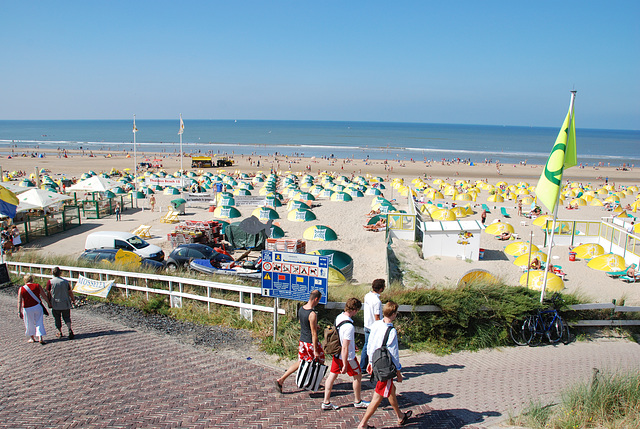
[511,370,640,429]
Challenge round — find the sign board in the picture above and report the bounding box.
[182,192,216,203]
[73,275,115,298]
[0,263,10,285]
[146,177,191,187]
[261,250,328,304]
[234,195,268,206]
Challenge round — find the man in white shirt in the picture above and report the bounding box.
[321,298,370,410]
[360,279,385,372]
[358,301,412,428]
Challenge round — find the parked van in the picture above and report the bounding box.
[84,231,165,261]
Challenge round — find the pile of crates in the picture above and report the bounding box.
[265,238,306,254]
[167,220,224,247]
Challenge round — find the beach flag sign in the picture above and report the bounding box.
[179,114,185,135]
[133,116,138,133]
[535,92,577,212]
[0,185,19,218]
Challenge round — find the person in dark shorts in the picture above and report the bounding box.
[46,267,75,339]
[275,290,324,393]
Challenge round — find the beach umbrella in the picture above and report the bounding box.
[219,196,236,206]
[485,222,515,236]
[431,209,457,221]
[569,198,587,206]
[587,254,626,272]
[163,187,181,195]
[309,185,324,195]
[264,196,282,208]
[213,205,242,219]
[269,224,285,238]
[452,207,468,218]
[374,203,397,214]
[287,208,316,222]
[303,225,338,241]
[604,195,620,203]
[514,251,548,267]
[521,196,534,205]
[365,187,383,196]
[330,192,353,202]
[287,200,310,211]
[332,184,346,192]
[532,215,553,227]
[320,189,335,198]
[238,182,254,190]
[140,186,154,195]
[19,179,36,188]
[233,188,252,196]
[347,189,365,198]
[520,272,564,292]
[294,192,315,202]
[487,194,504,202]
[131,191,146,199]
[573,243,605,259]
[457,269,499,287]
[455,193,473,201]
[0,185,19,218]
[504,242,539,257]
[68,176,120,192]
[252,206,280,221]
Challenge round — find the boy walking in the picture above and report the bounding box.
[361,279,385,372]
[358,301,412,428]
[275,290,324,393]
[322,298,369,410]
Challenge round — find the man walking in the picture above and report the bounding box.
[275,289,324,393]
[46,267,75,339]
[322,298,369,410]
[358,301,412,428]
[361,279,385,372]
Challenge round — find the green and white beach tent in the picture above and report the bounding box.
[287,208,316,222]
[213,205,242,219]
[287,200,310,211]
[303,225,338,241]
[251,206,280,221]
[330,191,352,202]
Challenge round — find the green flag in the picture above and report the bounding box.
[536,103,577,213]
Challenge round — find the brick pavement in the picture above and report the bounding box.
[2,292,639,429]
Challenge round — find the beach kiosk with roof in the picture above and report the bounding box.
[420,220,484,261]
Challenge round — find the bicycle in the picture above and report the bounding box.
[509,293,571,346]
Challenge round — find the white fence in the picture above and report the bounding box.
[6,261,285,321]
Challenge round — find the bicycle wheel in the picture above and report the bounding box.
[528,316,543,347]
[561,320,571,344]
[509,317,534,346]
[548,315,564,344]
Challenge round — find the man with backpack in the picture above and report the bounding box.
[361,278,385,372]
[321,298,370,411]
[358,301,412,428]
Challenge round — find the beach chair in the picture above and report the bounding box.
[131,225,152,239]
[160,207,179,224]
[606,264,636,278]
[620,274,640,283]
[481,204,491,213]
[501,207,511,218]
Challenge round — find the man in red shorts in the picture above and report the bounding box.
[321,298,369,410]
[275,290,324,393]
[358,301,412,428]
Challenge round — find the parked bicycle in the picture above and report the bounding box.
[509,293,571,346]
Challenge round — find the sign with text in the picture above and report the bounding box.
[73,275,115,298]
[261,250,328,304]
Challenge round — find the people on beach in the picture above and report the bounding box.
[481,210,487,225]
[357,301,412,428]
[115,202,121,221]
[529,257,542,270]
[149,194,156,212]
[361,279,385,372]
[46,267,75,339]
[18,274,51,344]
[275,290,324,393]
[498,232,512,240]
[322,297,369,411]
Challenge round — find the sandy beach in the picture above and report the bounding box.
[3,150,639,306]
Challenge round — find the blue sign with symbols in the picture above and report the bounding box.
[261,250,328,304]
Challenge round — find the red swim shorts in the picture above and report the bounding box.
[374,379,394,398]
[330,355,361,376]
[298,341,325,364]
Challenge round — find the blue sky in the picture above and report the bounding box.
[1,1,639,129]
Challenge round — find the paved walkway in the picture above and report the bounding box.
[1,293,639,429]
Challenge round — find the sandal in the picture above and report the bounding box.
[398,410,412,425]
[56,332,63,338]
[274,380,283,394]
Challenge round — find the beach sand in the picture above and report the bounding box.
[3,150,639,305]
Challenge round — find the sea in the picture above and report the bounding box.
[0,120,638,166]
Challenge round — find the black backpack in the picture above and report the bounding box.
[323,320,353,356]
[371,326,397,382]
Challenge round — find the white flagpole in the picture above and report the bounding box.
[540,91,576,303]
[133,114,137,179]
[179,113,184,173]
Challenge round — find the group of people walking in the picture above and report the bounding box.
[17,268,75,344]
[275,280,412,428]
